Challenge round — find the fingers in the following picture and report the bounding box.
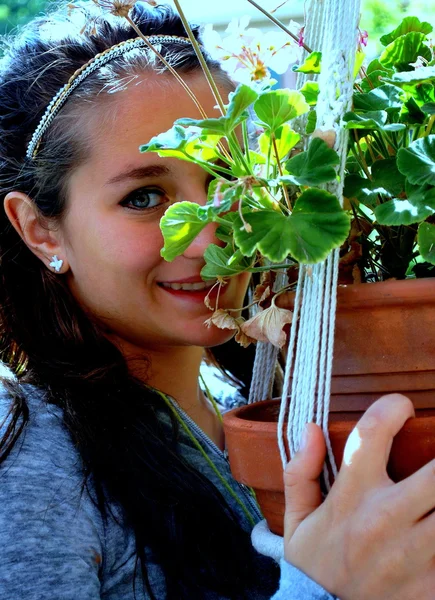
[335,394,415,493]
[283,423,326,542]
[393,456,435,523]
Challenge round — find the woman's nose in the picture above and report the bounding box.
[182,221,223,259]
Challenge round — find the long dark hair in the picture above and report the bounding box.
[0,3,275,598]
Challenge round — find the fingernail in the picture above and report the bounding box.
[300,423,310,451]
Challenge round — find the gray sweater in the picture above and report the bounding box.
[0,383,335,599]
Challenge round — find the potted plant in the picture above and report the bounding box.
[136,4,435,534]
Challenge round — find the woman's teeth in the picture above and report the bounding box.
[160,280,216,291]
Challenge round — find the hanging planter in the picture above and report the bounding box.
[223,278,435,536]
[139,0,435,539]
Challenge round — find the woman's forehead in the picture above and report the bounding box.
[85,71,223,156]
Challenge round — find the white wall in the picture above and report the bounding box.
[165,0,304,28]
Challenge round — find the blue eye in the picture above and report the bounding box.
[121,188,167,211]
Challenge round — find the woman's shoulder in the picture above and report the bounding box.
[0,375,109,598]
[0,376,76,467]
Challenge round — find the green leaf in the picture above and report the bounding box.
[306,110,317,134]
[160,201,209,261]
[234,190,350,264]
[234,211,294,262]
[344,159,405,208]
[175,117,228,136]
[382,66,435,90]
[343,110,405,132]
[380,31,432,71]
[299,81,319,106]
[353,85,403,113]
[258,124,300,164]
[422,102,435,114]
[354,49,366,78]
[375,187,435,225]
[371,158,406,196]
[226,84,259,128]
[397,135,435,186]
[201,243,252,279]
[283,137,339,186]
[140,125,220,162]
[175,86,258,136]
[380,16,433,46]
[344,174,377,207]
[418,221,435,263]
[360,60,394,93]
[289,189,351,263]
[293,51,322,74]
[254,90,309,132]
[401,95,426,124]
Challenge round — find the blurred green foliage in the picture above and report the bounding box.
[360,0,435,55]
[0,0,47,36]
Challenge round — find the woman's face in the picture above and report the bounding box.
[60,72,250,352]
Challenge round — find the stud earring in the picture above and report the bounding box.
[49,255,63,273]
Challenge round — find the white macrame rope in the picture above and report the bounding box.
[276,0,361,490]
[249,269,288,404]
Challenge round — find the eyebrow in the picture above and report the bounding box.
[105,164,172,186]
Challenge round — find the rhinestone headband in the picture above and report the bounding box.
[26,35,192,160]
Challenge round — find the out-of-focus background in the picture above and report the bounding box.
[1,1,434,49]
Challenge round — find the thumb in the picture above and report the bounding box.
[283,423,327,542]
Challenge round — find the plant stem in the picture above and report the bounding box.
[246,0,312,53]
[125,16,208,119]
[249,263,294,272]
[271,133,292,210]
[242,120,251,166]
[425,114,435,136]
[172,0,226,115]
[353,131,372,179]
[228,132,252,174]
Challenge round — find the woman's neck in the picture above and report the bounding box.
[118,342,225,449]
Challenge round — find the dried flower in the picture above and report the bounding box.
[235,328,256,348]
[92,0,141,18]
[213,180,224,208]
[358,29,368,48]
[204,309,239,331]
[241,301,293,348]
[312,128,336,149]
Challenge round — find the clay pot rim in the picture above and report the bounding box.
[336,278,435,309]
[223,399,289,435]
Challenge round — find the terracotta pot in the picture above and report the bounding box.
[223,278,435,536]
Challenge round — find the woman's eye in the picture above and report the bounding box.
[121,188,167,211]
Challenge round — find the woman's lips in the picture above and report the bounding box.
[157,278,226,302]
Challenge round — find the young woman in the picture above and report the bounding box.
[2,2,435,599]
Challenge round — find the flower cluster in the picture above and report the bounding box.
[202,16,302,85]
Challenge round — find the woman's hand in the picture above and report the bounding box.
[284,393,435,599]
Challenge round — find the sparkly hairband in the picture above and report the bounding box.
[26,35,192,160]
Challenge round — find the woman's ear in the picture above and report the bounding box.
[3,191,69,274]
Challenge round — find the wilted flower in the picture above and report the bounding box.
[213,180,224,208]
[358,29,368,48]
[204,309,239,331]
[235,327,256,348]
[312,127,336,149]
[92,0,143,18]
[240,300,293,348]
[202,17,300,85]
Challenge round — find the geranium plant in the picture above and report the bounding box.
[100,1,435,347]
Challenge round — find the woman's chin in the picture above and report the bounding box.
[190,326,238,349]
